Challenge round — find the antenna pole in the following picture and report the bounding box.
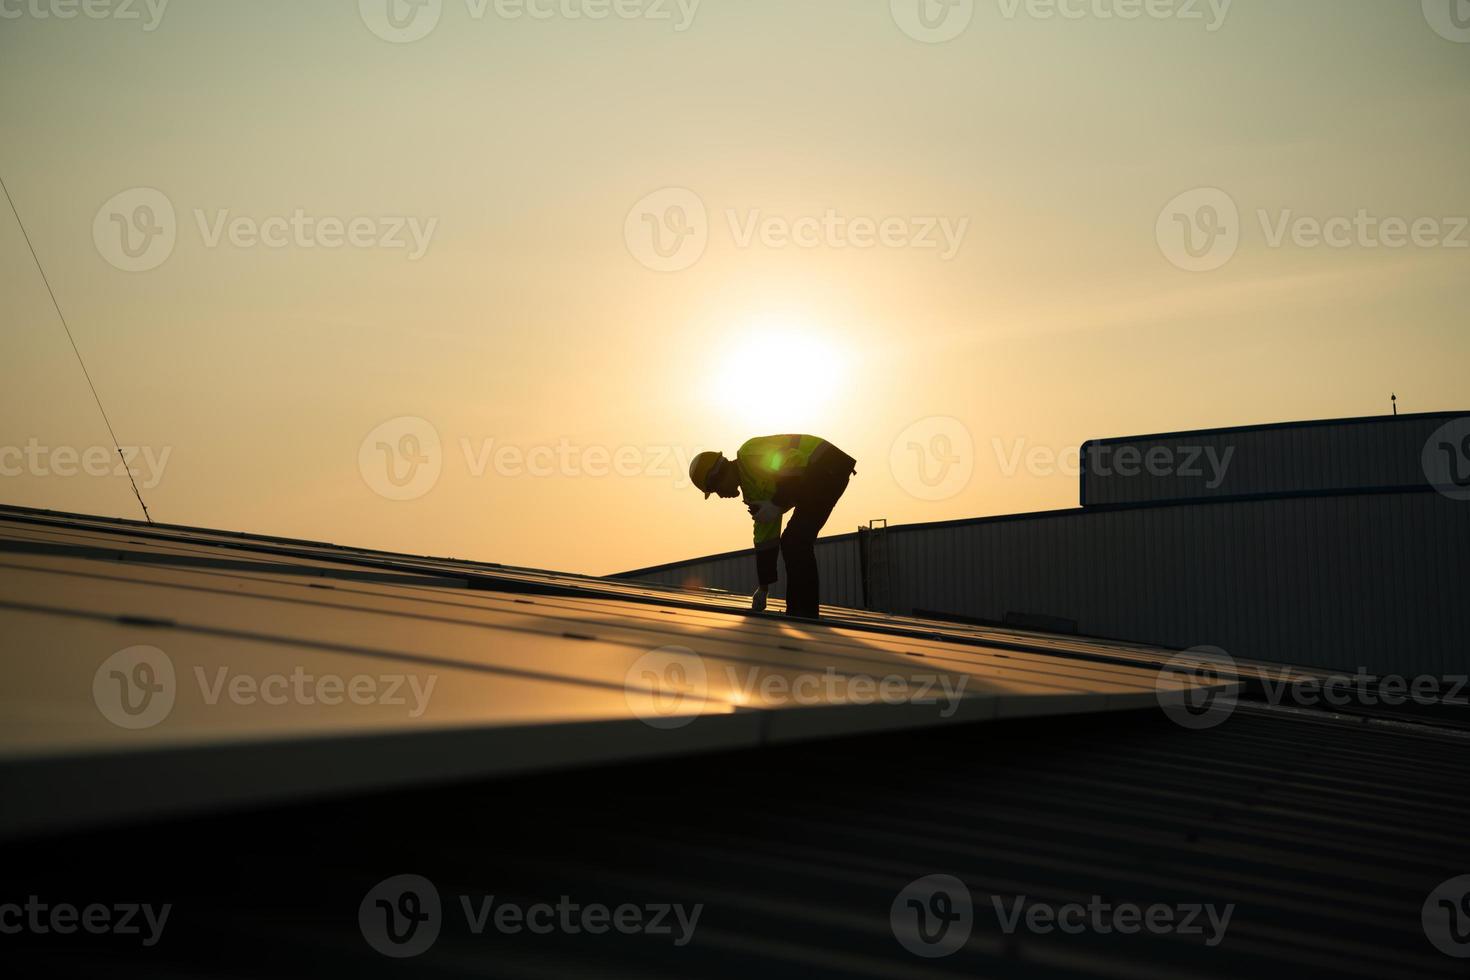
[1,174,153,524]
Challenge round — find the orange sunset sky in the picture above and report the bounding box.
[2,0,1467,574]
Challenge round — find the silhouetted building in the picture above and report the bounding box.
[619,412,1470,678]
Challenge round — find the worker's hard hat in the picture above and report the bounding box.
[689,452,725,498]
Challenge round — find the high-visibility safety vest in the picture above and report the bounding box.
[735,434,831,551]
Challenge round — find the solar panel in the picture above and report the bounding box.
[0,505,1235,837]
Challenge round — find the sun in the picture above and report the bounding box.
[707,317,848,433]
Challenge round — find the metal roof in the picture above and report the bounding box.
[1080,409,1466,447]
[4,704,1467,977]
[1,505,1466,976]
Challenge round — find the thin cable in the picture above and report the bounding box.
[1,174,153,524]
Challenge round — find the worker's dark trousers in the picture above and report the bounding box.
[781,453,854,619]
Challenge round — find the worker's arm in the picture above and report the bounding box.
[750,502,782,588]
[736,437,798,590]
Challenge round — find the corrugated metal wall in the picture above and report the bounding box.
[1081,412,1459,506]
[621,489,1468,678]
[634,537,865,607]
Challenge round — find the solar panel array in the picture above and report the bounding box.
[0,505,1234,837]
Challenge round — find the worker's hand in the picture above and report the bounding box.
[750,500,783,524]
[751,586,768,612]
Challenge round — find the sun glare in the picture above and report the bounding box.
[708,318,847,433]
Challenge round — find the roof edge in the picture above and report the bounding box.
[1083,410,1466,447]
